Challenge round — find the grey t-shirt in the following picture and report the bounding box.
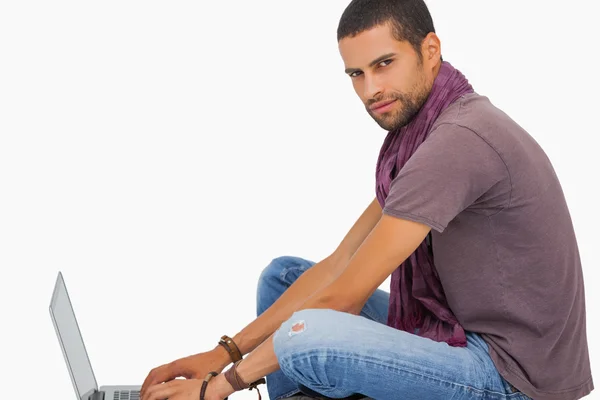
[382,92,593,400]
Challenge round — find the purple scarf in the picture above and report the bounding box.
[375,61,473,347]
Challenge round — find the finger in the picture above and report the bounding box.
[140,368,156,398]
[145,381,179,400]
[140,364,168,396]
[141,364,174,397]
[140,367,161,398]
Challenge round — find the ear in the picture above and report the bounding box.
[421,32,442,69]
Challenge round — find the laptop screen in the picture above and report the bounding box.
[49,272,98,399]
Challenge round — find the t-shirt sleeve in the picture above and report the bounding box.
[382,123,507,233]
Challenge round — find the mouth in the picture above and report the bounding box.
[370,99,397,114]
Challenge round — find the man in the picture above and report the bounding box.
[140,0,593,399]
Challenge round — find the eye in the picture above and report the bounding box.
[348,59,393,78]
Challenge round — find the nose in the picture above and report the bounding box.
[363,73,383,102]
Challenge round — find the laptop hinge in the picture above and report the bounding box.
[89,390,105,400]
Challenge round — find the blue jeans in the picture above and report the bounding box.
[257,256,531,400]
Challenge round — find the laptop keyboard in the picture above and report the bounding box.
[113,390,140,400]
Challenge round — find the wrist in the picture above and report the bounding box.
[212,343,233,370]
[210,373,236,400]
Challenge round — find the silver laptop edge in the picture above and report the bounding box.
[49,271,140,400]
[49,272,99,400]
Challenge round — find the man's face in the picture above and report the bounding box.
[338,23,440,131]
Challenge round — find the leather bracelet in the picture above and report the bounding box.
[218,335,243,363]
[200,371,229,400]
[223,360,265,399]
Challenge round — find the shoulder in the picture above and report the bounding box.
[430,91,547,178]
[417,92,504,160]
[432,92,502,130]
[430,92,526,155]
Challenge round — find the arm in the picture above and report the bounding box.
[304,214,431,314]
[209,214,431,399]
[211,197,383,367]
[141,199,384,400]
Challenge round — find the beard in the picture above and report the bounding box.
[366,71,431,132]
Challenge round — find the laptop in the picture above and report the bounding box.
[49,271,141,400]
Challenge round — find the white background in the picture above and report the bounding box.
[1,0,598,399]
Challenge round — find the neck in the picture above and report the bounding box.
[432,60,442,77]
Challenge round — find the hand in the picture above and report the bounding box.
[142,374,229,400]
[140,350,228,399]
[142,378,202,400]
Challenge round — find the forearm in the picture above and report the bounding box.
[209,333,279,399]
[212,215,428,398]
[211,198,380,368]
[211,253,347,368]
[211,291,343,399]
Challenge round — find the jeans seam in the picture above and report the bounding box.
[280,351,512,398]
[274,388,302,400]
[359,306,379,322]
[280,266,305,284]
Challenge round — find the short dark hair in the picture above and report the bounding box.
[337,0,441,62]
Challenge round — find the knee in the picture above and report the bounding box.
[273,309,345,394]
[258,256,292,286]
[256,256,312,295]
[256,256,313,315]
[273,308,339,362]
